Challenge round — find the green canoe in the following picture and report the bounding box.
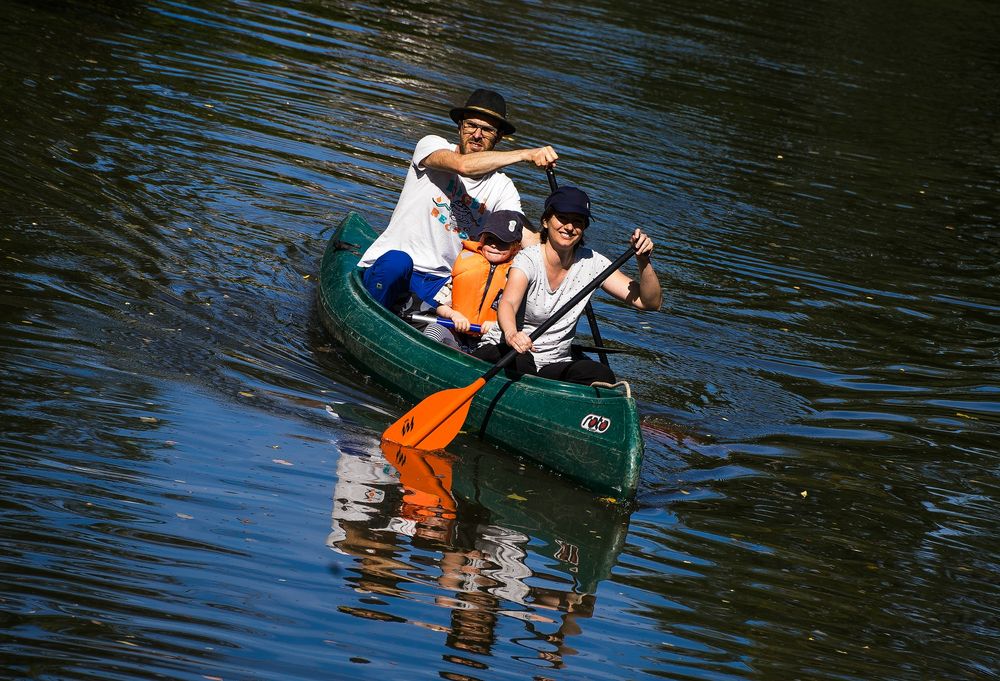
[317,212,644,497]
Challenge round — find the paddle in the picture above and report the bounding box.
[572,344,632,355]
[546,168,612,368]
[410,313,482,335]
[382,244,637,451]
[408,313,634,355]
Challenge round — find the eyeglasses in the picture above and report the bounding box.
[461,120,499,140]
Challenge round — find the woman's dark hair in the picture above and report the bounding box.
[540,210,585,248]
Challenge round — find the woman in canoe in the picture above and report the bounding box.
[472,186,662,386]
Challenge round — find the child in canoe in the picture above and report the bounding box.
[423,210,526,353]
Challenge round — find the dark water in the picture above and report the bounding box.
[2,0,998,679]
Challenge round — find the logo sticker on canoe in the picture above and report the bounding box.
[580,414,611,433]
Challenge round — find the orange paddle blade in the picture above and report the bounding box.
[381,377,486,451]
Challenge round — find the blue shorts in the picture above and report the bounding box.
[361,250,449,308]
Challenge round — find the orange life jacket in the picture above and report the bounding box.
[451,239,514,328]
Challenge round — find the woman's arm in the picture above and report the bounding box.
[497,267,534,353]
[601,228,662,310]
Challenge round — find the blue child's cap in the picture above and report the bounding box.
[476,210,525,243]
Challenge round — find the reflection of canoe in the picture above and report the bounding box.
[368,440,632,595]
[318,212,643,497]
[330,433,631,675]
[447,445,631,594]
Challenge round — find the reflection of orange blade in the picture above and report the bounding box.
[382,377,485,451]
[381,441,456,512]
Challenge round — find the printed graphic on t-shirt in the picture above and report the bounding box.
[431,196,450,228]
[441,177,485,237]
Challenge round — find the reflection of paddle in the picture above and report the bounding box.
[381,441,456,514]
[382,245,637,451]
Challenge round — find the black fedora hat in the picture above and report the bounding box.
[449,88,515,137]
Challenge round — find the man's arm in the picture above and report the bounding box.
[423,146,558,178]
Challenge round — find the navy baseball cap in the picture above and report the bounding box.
[476,210,525,243]
[543,186,592,222]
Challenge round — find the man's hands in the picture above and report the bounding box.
[523,145,558,168]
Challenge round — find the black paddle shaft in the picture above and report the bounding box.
[546,167,558,193]
[481,245,637,383]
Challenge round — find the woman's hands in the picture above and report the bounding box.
[631,228,654,259]
[504,329,534,354]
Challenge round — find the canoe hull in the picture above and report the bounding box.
[317,212,643,497]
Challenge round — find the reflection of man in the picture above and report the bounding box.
[358,88,558,310]
[328,441,458,554]
[436,522,596,668]
[475,525,532,605]
[326,446,398,554]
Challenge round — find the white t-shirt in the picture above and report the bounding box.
[511,244,612,367]
[358,135,523,276]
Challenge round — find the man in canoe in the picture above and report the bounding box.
[357,88,558,311]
